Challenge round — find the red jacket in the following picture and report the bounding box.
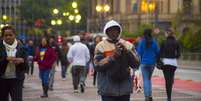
[35,47,57,70]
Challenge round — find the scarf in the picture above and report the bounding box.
[3,39,18,57]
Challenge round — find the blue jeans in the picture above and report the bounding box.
[39,69,50,86]
[140,64,155,97]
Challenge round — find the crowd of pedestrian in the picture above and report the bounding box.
[0,19,181,101]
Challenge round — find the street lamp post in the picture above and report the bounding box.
[96,4,110,32]
[2,15,8,24]
[50,1,81,35]
[51,8,63,35]
[141,0,156,25]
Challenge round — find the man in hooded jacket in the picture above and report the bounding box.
[94,20,139,101]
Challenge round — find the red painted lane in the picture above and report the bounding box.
[152,76,201,92]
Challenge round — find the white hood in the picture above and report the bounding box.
[103,20,122,40]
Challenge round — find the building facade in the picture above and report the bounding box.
[87,0,201,33]
[0,0,24,33]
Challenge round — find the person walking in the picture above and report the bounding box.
[0,26,28,101]
[48,36,60,91]
[35,37,57,98]
[60,40,69,80]
[94,20,139,101]
[137,29,159,101]
[91,35,102,86]
[25,39,35,75]
[159,28,181,101]
[67,35,90,93]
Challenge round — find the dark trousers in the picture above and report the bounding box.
[71,66,84,90]
[101,95,130,101]
[28,60,34,75]
[0,78,23,101]
[61,64,68,78]
[162,65,176,101]
[93,71,97,85]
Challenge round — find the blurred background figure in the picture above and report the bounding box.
[25,39,35,75]
[91,35,102,86]
[67,35,90,93]
[48,36,61,91]
[159,28,181,101]
[137,29,159,101]
[60,40,70,80]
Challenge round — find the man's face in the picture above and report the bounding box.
[3,29,16,45]
[106,26,120,41]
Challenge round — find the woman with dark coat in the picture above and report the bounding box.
[0,26,28,101]
[159,29,181,101]
[34,37,57,98]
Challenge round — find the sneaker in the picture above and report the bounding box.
[74,89,79,93]
[62,78,66,81]
[80,84,85,93]
[40,94,48,98]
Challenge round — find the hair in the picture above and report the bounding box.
[39,37,49,48]
[167,28,175,37]
[94,35,102,41]
[1,26,16,37]
[143,28,153,48]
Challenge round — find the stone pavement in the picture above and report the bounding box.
[23,67,201,101]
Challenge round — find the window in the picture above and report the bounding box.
[200,0,201,14]
[183,0,192,15]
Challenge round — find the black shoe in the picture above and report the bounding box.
[145,96,152,101]
[40,94,48,98]
[49,87,53,91]
[80,84,84,93]
[41,86,48,98]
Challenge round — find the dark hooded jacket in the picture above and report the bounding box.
[0,41,28,80]
[94,20,139,96]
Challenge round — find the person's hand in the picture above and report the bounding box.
[113,42,127,59]
[6,57,15,62]
[28,56,33,60]
[116,42,128,53]
[113,48,121,59]
[13,58,24,64]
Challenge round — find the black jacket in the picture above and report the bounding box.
[159,36,181,59]
[0,41,28,80]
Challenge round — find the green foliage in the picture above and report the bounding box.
[20,0,51,25]
[20,0,89,33]
[179,24,201,52]
[121,31,140,38]
[137,23,153,36]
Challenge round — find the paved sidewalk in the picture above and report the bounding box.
[23,69,201,101]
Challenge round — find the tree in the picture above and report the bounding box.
[20,0,51,26]
[20,0,89,32]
